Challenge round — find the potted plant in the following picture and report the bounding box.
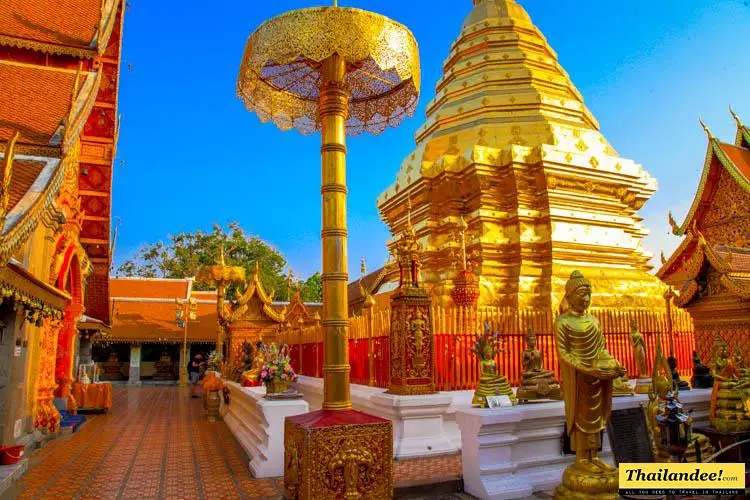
[257,343,297,394]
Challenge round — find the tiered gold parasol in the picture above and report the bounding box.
[237,3,419,411]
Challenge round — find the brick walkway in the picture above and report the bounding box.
[9,387,463,499]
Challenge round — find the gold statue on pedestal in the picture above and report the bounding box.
[470,323,515,407]
[517,329,561,403]
[630,320,651,394]
[612,372,635,396]
[555,271,623,500]
[710,335,750,432]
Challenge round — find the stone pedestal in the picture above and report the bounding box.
[221,382,308,478]
[284,409,393,500]
[456,389,711,500]
[127,345,141,386]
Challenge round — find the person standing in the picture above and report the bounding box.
[188,353,203,398]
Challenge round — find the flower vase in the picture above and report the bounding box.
[266,379,288,395]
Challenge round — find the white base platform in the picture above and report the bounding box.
[293,376,470,458]
[221,382,309,478]
[456,388,711,500]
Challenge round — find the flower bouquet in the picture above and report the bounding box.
[206,350,223,375]
[257,343,297,395]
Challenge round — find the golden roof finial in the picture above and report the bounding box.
[254,261,260,281]
[286,269,292,302]
[0,131,20,230]
[360,256,366,276]
[730,106,743,127]
[698,116,713,138]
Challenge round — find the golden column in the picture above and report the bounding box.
[237,4,419,498]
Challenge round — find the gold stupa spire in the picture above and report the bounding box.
[378,0,663,309]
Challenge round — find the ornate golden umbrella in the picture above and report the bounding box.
[238,4,419,410]
[237,4,419,498]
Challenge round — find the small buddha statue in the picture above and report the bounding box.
[517,328,561,402]
[555,271,623,500]
[691,351,713,389]
[241,341,266,387]
[710,336,750,432]
[667,355,690,391]
[629,320,651,394]
[470,323,515,407]
[612,371,635,396]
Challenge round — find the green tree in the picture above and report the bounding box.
[117,222,296,300]
[298,272,323,303]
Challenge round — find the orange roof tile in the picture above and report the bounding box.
[0,61,77,147]
[719,143,750,182]
[0,0,102,52]
[110,278,190,300]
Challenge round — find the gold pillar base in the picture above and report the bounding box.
[284,409,393,500]
[555,461,618,500]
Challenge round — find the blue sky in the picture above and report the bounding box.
[114,0,750,279]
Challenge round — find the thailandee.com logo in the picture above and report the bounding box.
[619,463,745,496]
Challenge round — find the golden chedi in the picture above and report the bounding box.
[517,328,561,402]
[470,323,515,407]
[377,0,665,311]
[709,335,750,432]
[555,271,623,500]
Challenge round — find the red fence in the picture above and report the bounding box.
[279,306,695,392]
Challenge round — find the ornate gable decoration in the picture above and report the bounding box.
[223,263,284,324]
[671,115,750,237]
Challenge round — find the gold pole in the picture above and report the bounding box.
[216,283,225,357]
[664,288,676,357]
[179,299,189,388]
[320,54,351,410]
[368,306,375,386]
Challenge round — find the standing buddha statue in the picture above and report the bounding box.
[517,328,561,403]
[709,335,750,432]
[629,320,651,394]
[470,323,515,407]
[555,271,624,500]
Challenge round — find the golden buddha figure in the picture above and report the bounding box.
[612,371,635,396]
[555,271,624,500]
[470,323,515,407]
[710,336,750,432]
[517,328,561,403]
[629,320,651,394]
[241,341,267,386]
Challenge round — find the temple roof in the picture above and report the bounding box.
[670,117,750,236]
[223,264,284,324]
[0,60,100,154]
[657,231,750,306]
[109,277,218,343]
[0,0,120,57]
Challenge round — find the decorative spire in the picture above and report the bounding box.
[286,269,292,302]
[458,216,468,271]
[698,116,713,139]
[406,193,413,233]
[730,106,743,127]
[254,261,260,281]
[360,256,367,275]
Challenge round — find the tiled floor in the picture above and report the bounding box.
[9,387,464,499]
